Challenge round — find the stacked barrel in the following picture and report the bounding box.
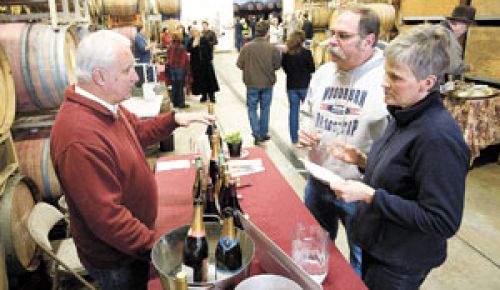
[0,42,41,283]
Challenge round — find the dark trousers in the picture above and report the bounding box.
[169,68,186,107]
[135,66,154,87]
[362,252,431,290]
[87,260,149,290]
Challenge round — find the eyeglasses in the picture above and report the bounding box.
[329,31,360,40]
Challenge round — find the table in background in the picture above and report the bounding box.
[444,95,500,163]
[148,147,366,290]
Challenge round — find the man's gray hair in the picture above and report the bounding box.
[75,30,131,81]
[385,24,451,81]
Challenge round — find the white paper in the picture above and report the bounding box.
[156,160,191,172]
[300,159,345,184]
[227,159,264,177]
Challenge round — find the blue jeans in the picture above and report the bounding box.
[87,260,149,290]
[169,68,186,107]
[246,87,273,139]
[304,176,362,276]
[287,88,307,143]
[363,252,431,290]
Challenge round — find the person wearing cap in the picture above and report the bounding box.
[237,21,281,145]
[440,5,476,75]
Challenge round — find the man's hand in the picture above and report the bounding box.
[298,128,321,148]
[175,113,215,127]
[329,180,375,204]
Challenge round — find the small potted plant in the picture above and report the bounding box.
[224,131,243,157]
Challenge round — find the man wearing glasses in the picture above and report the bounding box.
[298,5,389,276]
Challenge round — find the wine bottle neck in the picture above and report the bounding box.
[222,216,236,240]
[190,204,206,236]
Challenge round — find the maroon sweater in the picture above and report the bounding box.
[51,85,177,269]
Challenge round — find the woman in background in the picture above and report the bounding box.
[166,32,190,108]
[281,30,315,145]
[187,25,220,103]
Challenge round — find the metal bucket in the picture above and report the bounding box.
[152,222,255,290]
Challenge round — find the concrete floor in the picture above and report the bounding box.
[158,51,500,289]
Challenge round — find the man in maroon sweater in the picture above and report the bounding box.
[50,30,213,290]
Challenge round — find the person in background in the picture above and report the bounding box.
[240,17,251,46]
[187,25,220,103]
[237,21,281,145]
[301,12,314,46]
[167,32,190,109]
[134,25,155,87]
[281,30,315,145]
[329,24,470,289]
[440,5,476,76]
[50,30,214,290]
[160,27,171,49]
[298,5,388,276]
[202,20,218,49]
[234,16,244,51]
[269,17,283,45]
[176,24,190,48]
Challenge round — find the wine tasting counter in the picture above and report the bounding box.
[148,147,367,290]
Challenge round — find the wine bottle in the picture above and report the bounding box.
[206,103,217,138]
[229,178,244,229]
[216,207,243,273]
[192,157,203,200]
[183,198,208,282]
[175,271,188,290]
[218,171,232,215]
[209,135,220,186]
[204,182,220,223]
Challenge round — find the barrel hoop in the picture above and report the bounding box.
[20,24,42,109]
[37,26,58,107]
[53,26,66,104]
[41,138,53,200]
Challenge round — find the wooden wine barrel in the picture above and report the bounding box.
[0,133,18,191]
[364,3,396,42]
[0,243,8,290]
[0,45,15,136]
[0,174,40,275]
[159,0,180,16]
[102,0,138,17]
[400,0,459,18]
[472,0,500,19]
[14,138,61,203]
[148,0,160,15]
[0,23,78,114]
[255,2,264,11]
[464,26,500,83]
[310,5,334,29]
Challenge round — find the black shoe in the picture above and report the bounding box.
[210,97,216,103]
[200,96,207,102]
[178,104,190,109]
[261,135,270,141]
[254,138,261,146]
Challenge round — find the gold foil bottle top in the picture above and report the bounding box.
[175,272,188,290]
[208,103,214,115]
[190,198,206,235]
[222,207,236,240]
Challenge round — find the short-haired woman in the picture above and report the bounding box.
[328,25,470,289]
[281,30,315,144]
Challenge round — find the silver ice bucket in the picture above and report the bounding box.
[151,222,255,289]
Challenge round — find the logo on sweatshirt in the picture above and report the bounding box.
[320,103,360,115]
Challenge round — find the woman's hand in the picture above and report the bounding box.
[329,180,375,204]
[328,142,367,168]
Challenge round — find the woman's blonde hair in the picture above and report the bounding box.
[286,30,306,55]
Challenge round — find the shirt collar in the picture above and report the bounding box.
[75,85,119,115]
